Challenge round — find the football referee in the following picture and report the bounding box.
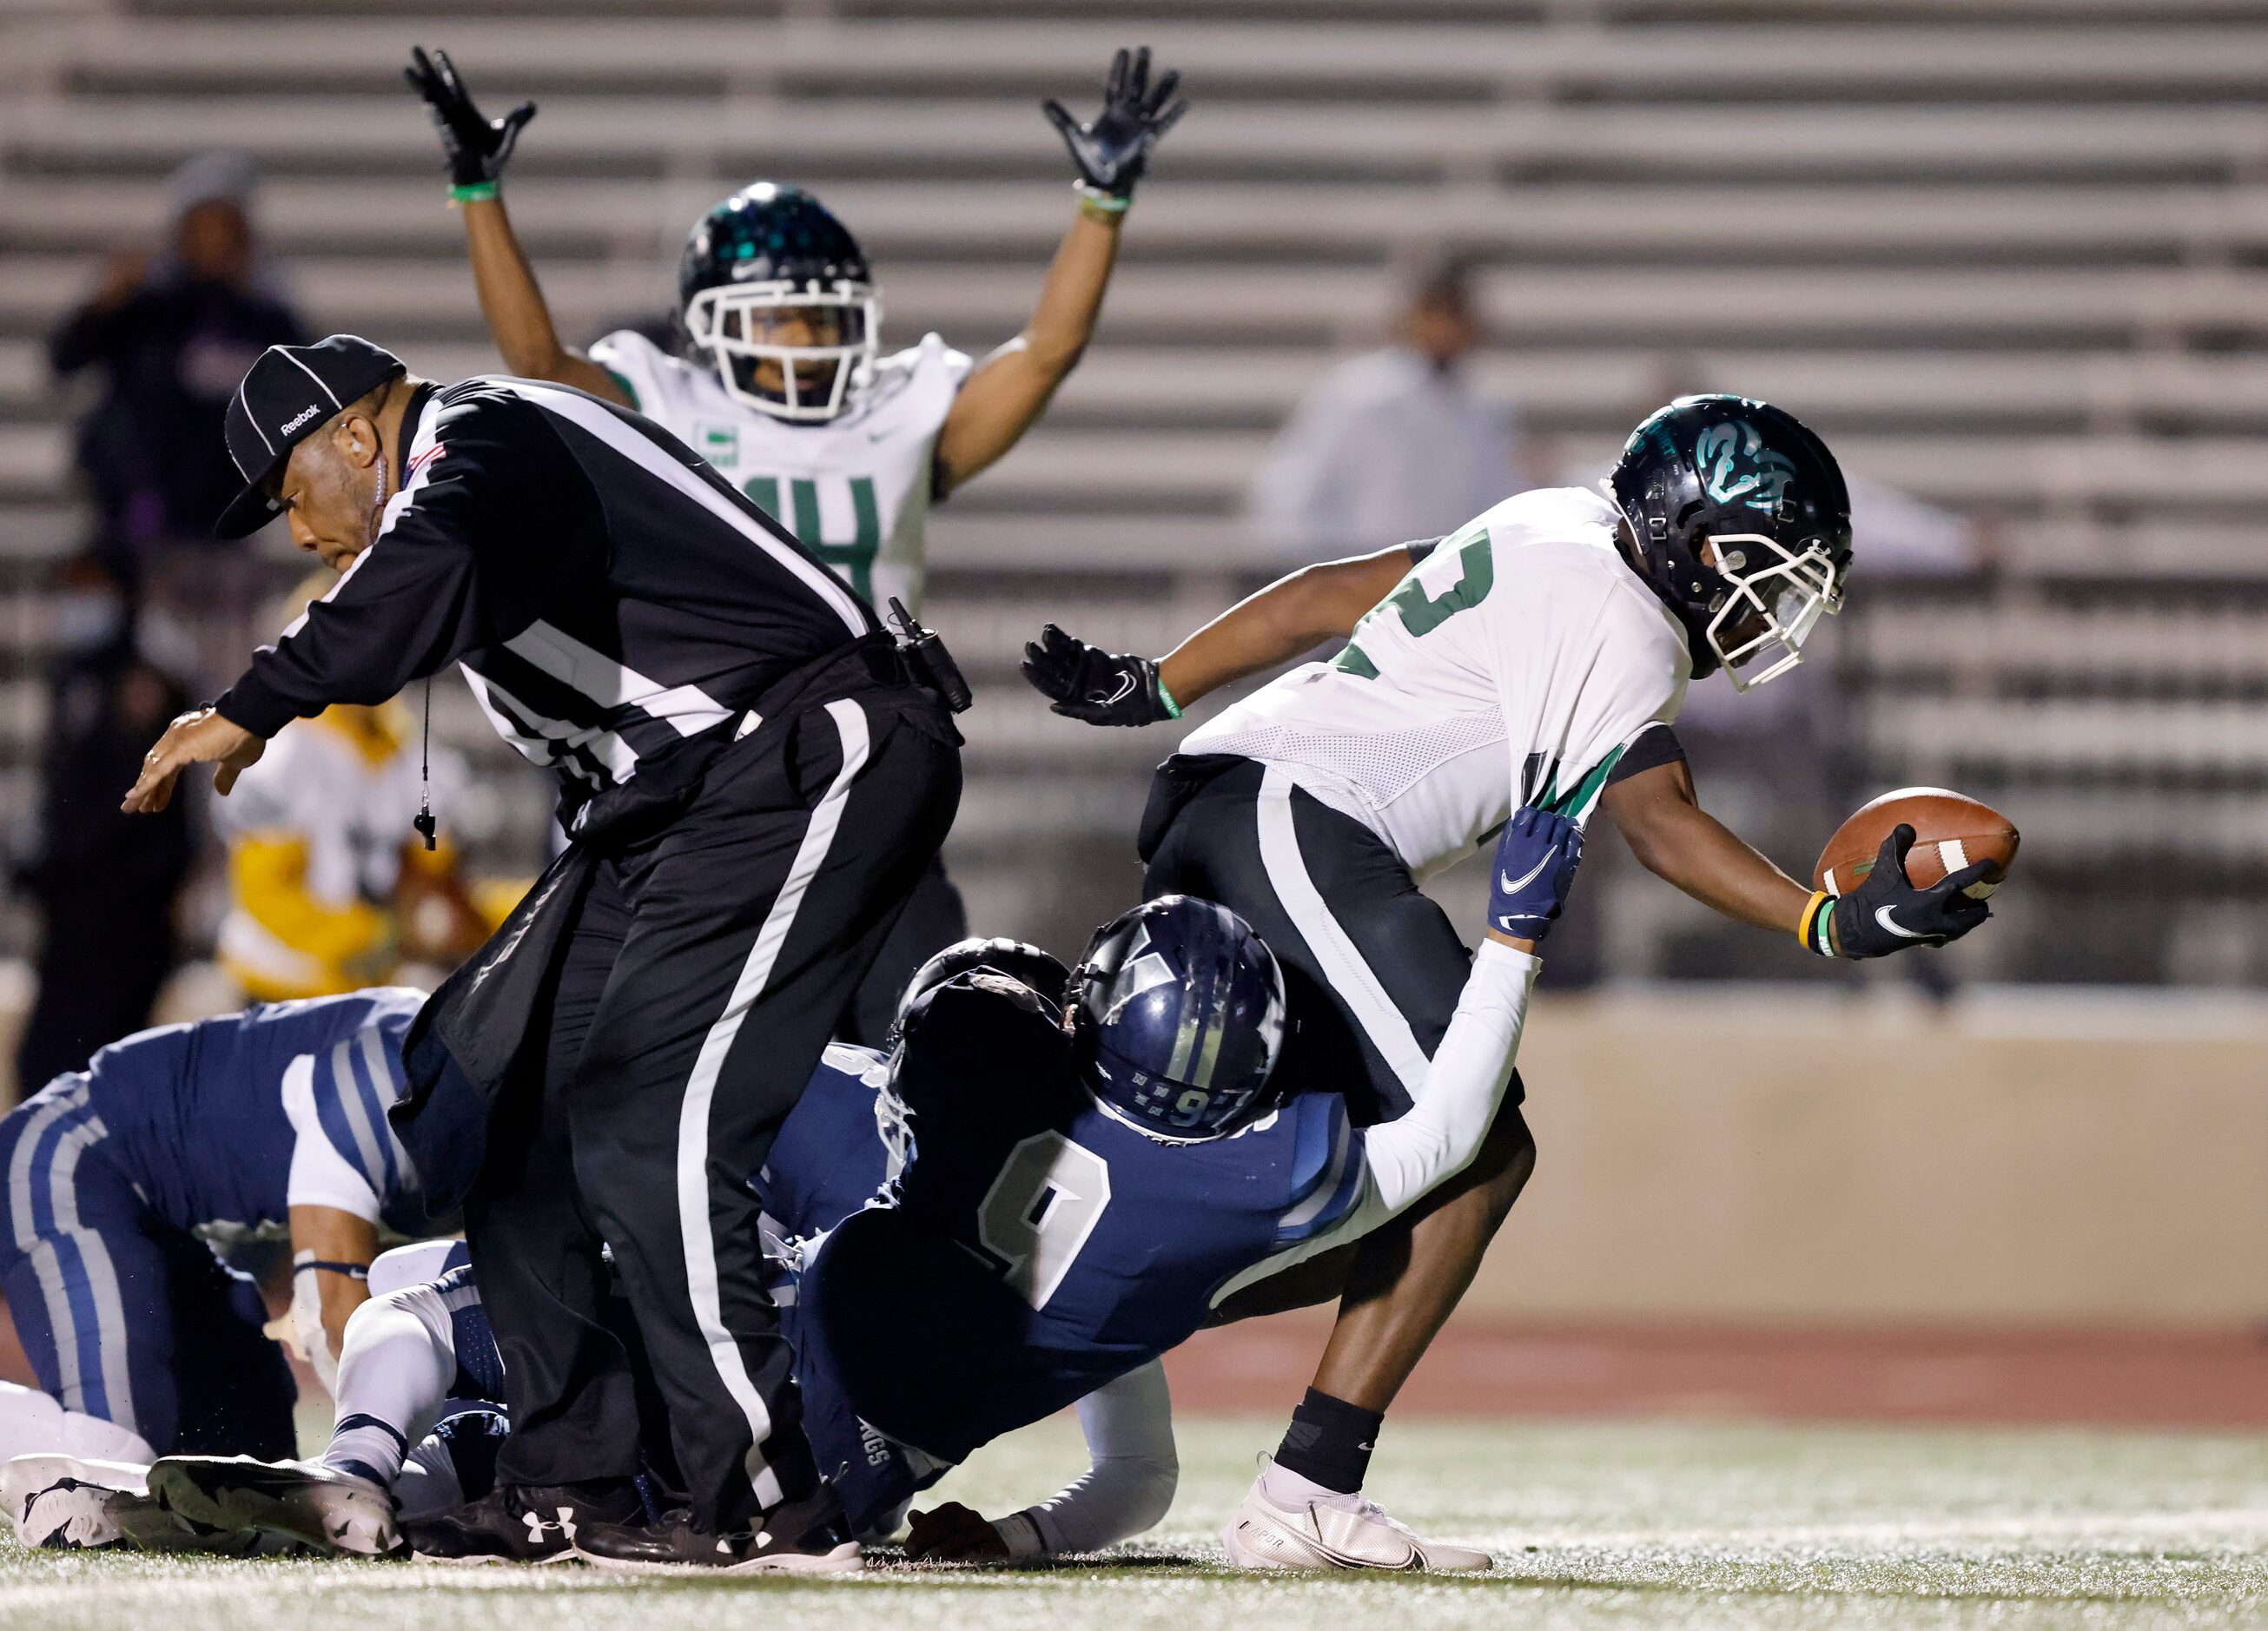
[123,334,961,1568]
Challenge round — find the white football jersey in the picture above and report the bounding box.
[588,328,973,615]
[1182,485,1692,881]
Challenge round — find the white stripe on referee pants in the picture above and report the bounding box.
[1254,767,1432,1099]
[676,697,870,1509]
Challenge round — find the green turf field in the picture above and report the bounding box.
[3,1416,2264,1630]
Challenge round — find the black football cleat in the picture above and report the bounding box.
[572,1489,861,1575]
[402,1479,644,1564]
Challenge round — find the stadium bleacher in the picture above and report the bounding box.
[2,0,2264,984]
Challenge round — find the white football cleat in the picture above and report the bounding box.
[2,1454,206,1551]
[149,1455,400,1557]
[1221,1456,1491,1573]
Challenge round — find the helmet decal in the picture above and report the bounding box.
[1610,393,1852,688]
[1696,420,1799,513]
[1069,897,1287,1143]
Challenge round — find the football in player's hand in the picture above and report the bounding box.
[1815,787,2019,899]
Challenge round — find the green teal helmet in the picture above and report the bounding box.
[1609,394,1853,690]
[677,182,878,422]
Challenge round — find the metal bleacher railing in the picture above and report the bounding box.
[1,0,2265,984]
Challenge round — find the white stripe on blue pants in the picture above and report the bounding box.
[0,1080,142,1434]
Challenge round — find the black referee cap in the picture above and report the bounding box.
[215,334,406,538]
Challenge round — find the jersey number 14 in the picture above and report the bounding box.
[743,474,883,604]
[976,1132,1112,1311]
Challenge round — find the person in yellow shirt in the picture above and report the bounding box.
[214,582,496,1000]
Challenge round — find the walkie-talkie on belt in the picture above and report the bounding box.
[888,597,972,714]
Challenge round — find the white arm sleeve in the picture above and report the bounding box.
[1352,939,1538,1220]
[1216,939,1538,1309]
[281,1053,384,1222]
[991,1360,1179,1560]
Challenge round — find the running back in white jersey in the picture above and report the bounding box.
[587,328,972,615]
[1182,486,1692,880]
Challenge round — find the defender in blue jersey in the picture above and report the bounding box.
[0,988,426,1467]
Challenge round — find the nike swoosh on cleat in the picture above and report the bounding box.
[1498,852,1554,895]
[1874,905,1927,940]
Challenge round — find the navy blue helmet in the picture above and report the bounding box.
[1609,394,1852,690]
[892,936,1073,1043]
[677,182,877,421]
[1068,896,1287,1142]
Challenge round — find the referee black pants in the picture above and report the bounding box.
[467,689,959,1532]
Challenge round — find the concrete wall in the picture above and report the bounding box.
[1474,986,2268,1328]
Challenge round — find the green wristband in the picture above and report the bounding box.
[449,181,499,205]
[1074,182,1132,215]
[1156,674,1182,720]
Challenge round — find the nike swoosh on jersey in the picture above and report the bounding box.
[1874,905,1928,940]
[1498,851,1556,896]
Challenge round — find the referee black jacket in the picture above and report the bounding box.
[215,375,881,802]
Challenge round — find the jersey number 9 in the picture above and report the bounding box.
[975,1132,1113,1311]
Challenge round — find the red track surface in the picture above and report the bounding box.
[1165,1313,2268,1429]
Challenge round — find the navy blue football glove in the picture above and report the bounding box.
[1043,46,1188,204]
[1488,808,1584,945]
[1822,824,1994,958]
[405,47,535,190]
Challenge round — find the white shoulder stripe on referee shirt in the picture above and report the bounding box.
[507,381,870,639]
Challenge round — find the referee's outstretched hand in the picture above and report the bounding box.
[405,46,535,190]
[122,707,265,815]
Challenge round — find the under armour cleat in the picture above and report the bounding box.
[149,1455,399,1558]
[1221,1456,1491,1573]
[572,1489,861,1575]
[403,1479,643,1564]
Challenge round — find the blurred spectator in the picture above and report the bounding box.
[1249,251,1523,562]
[47,152,306,581]
[211,581,494,1001]
[14,557,194,1095]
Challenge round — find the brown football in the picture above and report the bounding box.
[1814,787,2019,900]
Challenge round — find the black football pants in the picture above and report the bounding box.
[1141,756,1523,1126]
[467,691,959,1532]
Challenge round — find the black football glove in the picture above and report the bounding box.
[1822,824,1994,959]
[404,47,535,190]
[1021,624,1174,727]
[1042,46,1188,204]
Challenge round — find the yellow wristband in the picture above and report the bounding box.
[1797,890,1834,956]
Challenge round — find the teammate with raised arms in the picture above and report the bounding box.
[405,43,1186,1042]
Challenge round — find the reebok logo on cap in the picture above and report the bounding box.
[215,333,406,538]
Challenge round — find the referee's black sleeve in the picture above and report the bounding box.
[215,393,589,737]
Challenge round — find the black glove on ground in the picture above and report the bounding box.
[1042,45,1188,202]
[1828,824,1994,958]
[405,47,536,189]
[1021,624,1173,727]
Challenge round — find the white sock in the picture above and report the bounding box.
[1260,1456,1370,1515]
[320,1294,456,1489]
[0,1380,155,1466]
